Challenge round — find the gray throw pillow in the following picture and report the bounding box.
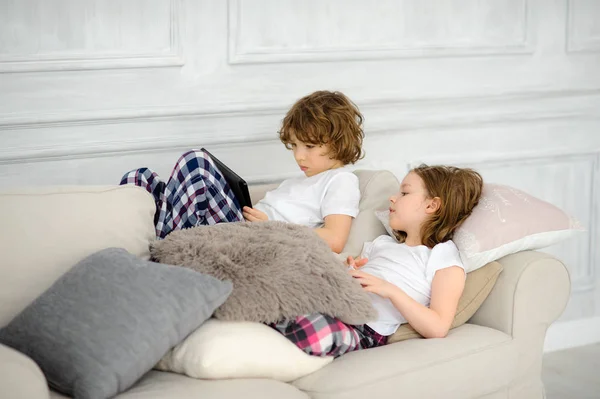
[151,221,376,325]
[0,248,232,399]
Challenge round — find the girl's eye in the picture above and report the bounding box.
[306,145,315,149]
[401,192,408,196]
[290,143,297,148]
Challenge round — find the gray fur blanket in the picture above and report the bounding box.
[150,221,376,325]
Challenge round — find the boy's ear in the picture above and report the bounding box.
[425,197,441,214]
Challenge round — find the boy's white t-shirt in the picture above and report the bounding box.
[359,236,465,336]
[254,168,360,228]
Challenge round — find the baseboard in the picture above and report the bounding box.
[544,316,600,352]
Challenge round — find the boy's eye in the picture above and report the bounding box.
[401,192,408,196]
[306,145,315,149]
[290,143,297,148]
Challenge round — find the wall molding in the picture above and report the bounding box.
[0,133,276,165]
[1,90,600,165]
[2,88,599,131]
[404,147,598,177]
[592,154,600,289]
[566,0,600,54]
[0,103,282,131]
[544,316,600,352]
[0,0,184,73]
[228,0,533,64]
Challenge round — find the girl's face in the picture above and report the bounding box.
[289,135,343,177]
[388,172,437,234]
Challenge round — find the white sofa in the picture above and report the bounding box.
[0,170,570,399]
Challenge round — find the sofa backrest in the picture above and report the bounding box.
[0,186,156,327]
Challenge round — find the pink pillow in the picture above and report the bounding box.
[375,184,583,272]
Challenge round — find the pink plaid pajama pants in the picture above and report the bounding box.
[270,313,387,358]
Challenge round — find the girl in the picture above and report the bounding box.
[271,164,483,357]
[120,91,364,253]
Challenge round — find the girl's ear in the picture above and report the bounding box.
[425,197,441,214]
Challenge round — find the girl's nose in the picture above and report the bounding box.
[389,195,397,203]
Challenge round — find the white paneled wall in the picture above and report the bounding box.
[0,0,599,349]
[229,0,532,63]
[0,0,183,72]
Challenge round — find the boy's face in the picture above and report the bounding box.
[289,136,343,177]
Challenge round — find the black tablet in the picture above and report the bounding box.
[201,148,253,209]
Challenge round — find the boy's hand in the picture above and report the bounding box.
[345,256,368,269]
[243,206,269,222]
[349,269,396,299]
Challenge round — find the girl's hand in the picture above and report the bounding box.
[345,256,368,269]
[243,206,269,222]
[349,269,396,299]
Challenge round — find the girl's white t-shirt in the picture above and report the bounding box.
[359,236,465,336]
[254,168,360,228]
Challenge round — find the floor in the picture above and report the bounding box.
[542,343,600,398]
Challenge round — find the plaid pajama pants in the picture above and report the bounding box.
[119,150,244,238]
[270,313,387,358]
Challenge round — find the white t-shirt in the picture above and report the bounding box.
[359,236,465,336]
[254,168,360,228]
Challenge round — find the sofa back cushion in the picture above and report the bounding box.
[0,186,156,327]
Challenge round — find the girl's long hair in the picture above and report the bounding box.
[394,165,483,248]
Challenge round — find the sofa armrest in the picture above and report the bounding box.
[470,250,570,336]
[469,250,570,397]
[0,343,49,399]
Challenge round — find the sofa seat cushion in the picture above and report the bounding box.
[51,371,310,399]
[292,324,518,399]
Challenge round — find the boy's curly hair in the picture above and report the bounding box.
[278,91,364,165]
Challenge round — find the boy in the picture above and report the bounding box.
[120,90,364,253]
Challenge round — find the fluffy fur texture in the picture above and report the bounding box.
[151,221,376,325]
